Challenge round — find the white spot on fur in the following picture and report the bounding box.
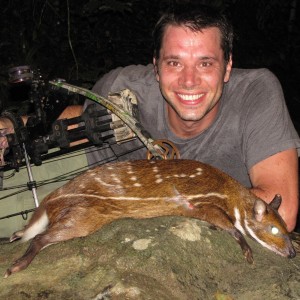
[130,176,137,181]
[155,178,163,183]
[132,238,152,250]
[94,177,116,187]
[133,183,142,187]
[127,165,134,174]
[152,167,159,173]
[21,211,49,242]
[112,177,121,183]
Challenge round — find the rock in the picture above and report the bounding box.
[0,216,299,299]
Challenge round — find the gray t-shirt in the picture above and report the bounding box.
[85,64,300,187]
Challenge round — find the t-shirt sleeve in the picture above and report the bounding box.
[83,67,124,110]
[83,67,147,166]
[92,67,124,96]
[242,69,300,170]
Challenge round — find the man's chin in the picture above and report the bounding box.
[177,112,205,122]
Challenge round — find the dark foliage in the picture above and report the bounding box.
[0,0,299,113]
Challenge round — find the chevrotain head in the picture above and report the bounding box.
[245,194,296,258]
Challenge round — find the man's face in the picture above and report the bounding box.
[154,25,232,136]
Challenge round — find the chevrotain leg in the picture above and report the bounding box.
[5,233,47,277]
[190,204,253,263]
[229,229,253,264]
[4,222,84,278]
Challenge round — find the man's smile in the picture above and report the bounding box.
[177,93,205,103]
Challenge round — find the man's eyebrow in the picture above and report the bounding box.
[161,55,218,60]
[198,56,217,61]
[161,55,180,60]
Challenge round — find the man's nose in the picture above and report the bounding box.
[178,67,200,89]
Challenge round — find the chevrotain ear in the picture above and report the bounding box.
[253,199,267,222]
[269,194,282,211]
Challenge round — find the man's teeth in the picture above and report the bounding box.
[178,94,204,101]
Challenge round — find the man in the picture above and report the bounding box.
[1,5,299,231]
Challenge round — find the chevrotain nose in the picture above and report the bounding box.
[288,248,296,259]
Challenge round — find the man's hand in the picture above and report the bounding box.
[0,115,29,166]
[0,130,10,166]
[250,148,299,232]
[0,120,15,166]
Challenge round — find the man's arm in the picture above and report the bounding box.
[0,105,82,128]
[58,105,88,146]
[57,105,83,120]
[249,148,299,232]
[0,105,84,148]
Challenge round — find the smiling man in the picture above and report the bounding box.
[84,5,299,232]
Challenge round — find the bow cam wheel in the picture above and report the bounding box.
[146,139,180,160]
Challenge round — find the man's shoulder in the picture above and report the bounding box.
[93,64,156,97]
[221,67,285,122]
[230,68,279,86]
[225,68,282,106]
[119,63,154,78]
[109,64,155,85]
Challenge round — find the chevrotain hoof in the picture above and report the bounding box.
[245,248,254,264]
[4,269,12,278]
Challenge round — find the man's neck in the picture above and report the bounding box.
[167,103,220,139]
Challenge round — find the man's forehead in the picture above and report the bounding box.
[161,25,222,50]
[162,25,221,43]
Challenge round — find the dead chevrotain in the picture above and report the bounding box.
[5,159,296,277]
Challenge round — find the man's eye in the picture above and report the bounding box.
[168,61,180,67]
[200,61,212,67]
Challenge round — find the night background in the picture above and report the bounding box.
[0,0,300,229]
[1,0,300,115]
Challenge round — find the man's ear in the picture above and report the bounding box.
[153,57,159,81]
[224,55,233,83]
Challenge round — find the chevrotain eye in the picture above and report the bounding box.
[271,226,279,235]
